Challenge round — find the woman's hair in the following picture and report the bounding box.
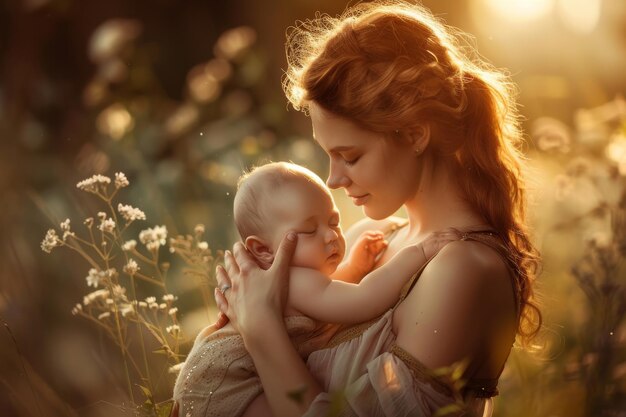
[283,0,542,347]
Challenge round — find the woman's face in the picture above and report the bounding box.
[309,102,422,220]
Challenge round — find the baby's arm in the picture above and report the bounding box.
[288,230,459,324]
[331,231,387,283]
[288,245,422,323]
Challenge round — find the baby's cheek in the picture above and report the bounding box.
[290,240,319,269]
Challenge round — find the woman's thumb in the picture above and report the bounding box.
[271,231,298,274]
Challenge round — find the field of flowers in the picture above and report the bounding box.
[1,1,624,416]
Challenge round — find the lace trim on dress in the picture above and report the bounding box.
[390,343,500,399]
[324,316,380,349]
[388,343,455,397]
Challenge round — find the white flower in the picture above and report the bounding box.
[139,225,167,251]
[98,312,111,320]
[168,307,178,316]
[85,268,116,288]
[97,212,107,221]
[111,284,126,300]
[166,324,180,336]
[197,241,208,250]
[122,239,137,251]
[83,289,110,305]
[98,218,116,233]
[194,224,205,235]
[162,294,176,302]
[76,174,111,194]
[86,268,101,287]
[149,302,159,310]
[71,303,82,315]
[159,303,167,310]
[60,219,71,232]
[58,219,75,241]
[145,296,156,304]
[123,259,139,275]
[114,172,129,188]
[138,301,147,308]
[84,217,94,228]
[41,229,62,253]
[120,303,134,317]
[117,203,146,222]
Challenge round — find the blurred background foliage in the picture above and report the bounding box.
[0,0,625,416]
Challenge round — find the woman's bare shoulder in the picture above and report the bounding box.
[424,239,511,295]
[394,240,515,368]
[344,216,406,247]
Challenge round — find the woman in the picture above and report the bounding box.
[212,1,542,416]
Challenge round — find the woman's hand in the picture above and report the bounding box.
[213,232,298,340]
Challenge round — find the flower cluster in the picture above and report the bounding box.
[86,268,117,288]
[123,258,139,275]
[117,203,146,223]
[41,229,62,253]
[139,225,168,251]
[114,172,129,188]
[76,174,111,194]
[41,171,219,413]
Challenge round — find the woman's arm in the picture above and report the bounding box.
[214,234,322,417]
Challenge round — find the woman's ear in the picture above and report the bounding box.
[410,123,431,155]
[245,236,274,268]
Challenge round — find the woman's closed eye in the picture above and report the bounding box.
[344,156,360,166]
[299,228,317,235]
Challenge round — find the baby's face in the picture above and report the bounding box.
[268,181,346,275]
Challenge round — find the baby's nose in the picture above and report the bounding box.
[325,228,339,243]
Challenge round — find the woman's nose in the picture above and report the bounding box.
[326,161,350,189]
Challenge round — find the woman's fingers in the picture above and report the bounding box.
[224,250,240,278]
[270,232,298,275]
[232,241,259,274]
[213,265,231,329]
[215,311,229,328]
[215,265,231,294]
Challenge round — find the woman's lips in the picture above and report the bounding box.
[350,194,370,206]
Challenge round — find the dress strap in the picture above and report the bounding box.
[458,230,522,319]
[392,229,521,315]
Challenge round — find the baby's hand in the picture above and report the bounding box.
[347,231,388,277]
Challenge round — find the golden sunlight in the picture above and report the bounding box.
[555,0,601,34]
[481,0,553,22]
[96,103,134,140]
[383,360,401,390]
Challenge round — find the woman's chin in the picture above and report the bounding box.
[362,203,395,221]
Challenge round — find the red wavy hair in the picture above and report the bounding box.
[283,0,542,347]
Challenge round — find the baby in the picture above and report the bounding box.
[173,162,453,417]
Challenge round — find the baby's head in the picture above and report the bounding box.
[234,162,346,275]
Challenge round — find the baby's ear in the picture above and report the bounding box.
[245,236,274,268]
